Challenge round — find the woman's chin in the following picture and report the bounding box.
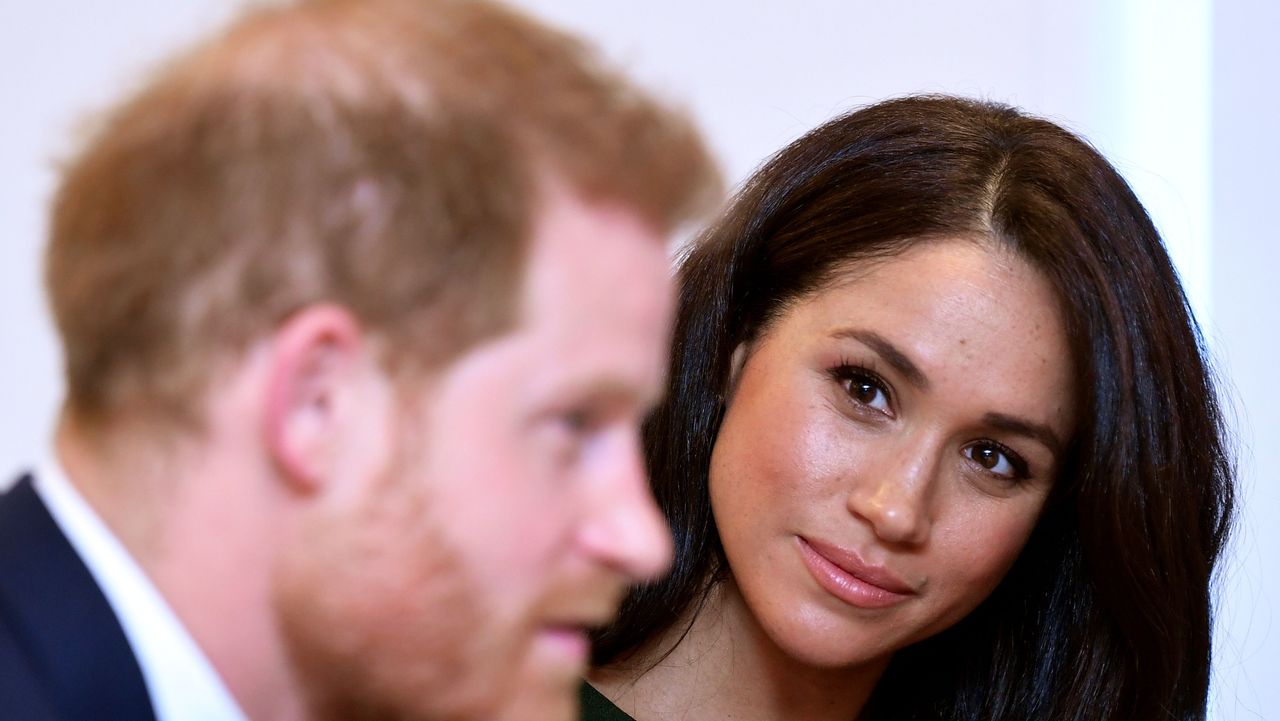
[754,605,904,673]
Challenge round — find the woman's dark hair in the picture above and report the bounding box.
[590,95,1235,721]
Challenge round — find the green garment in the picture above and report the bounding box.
[579,681,637,721]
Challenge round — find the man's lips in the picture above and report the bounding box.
[797,536,917,609]
[536,624,592,662]
[537,605,612,666]
[537,597,618,661]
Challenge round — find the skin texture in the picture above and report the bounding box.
[595,238,1076,721]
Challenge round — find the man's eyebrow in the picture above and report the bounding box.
[983,412,1065,457]
[830,328,931,391]
[560,377,657,411]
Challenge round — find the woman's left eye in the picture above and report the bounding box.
[962,442,1028,481]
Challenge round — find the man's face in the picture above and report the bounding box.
[275,186,675,721]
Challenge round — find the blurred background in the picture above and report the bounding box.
[0,1,1274,717]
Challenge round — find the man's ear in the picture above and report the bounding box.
[263,304,375,495]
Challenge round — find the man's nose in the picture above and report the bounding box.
[577,433,673,582]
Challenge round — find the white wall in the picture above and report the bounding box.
[0,1,1272,717]
[0,0,241,480]
[1209,1,1280,719]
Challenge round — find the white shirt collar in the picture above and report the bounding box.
[33,454,249,721]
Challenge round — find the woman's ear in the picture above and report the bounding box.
[724,342,749,404]
[262,304,373,495]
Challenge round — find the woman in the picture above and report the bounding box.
[581,95,1234,721]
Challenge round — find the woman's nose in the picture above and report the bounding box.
[845,440,938,546]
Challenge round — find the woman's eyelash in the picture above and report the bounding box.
[966,440,1032,482]
[827,361,893,413]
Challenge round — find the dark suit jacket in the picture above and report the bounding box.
[0,474,157,721]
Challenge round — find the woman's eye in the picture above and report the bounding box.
[836,369,891,414]
[963,442,1027,481]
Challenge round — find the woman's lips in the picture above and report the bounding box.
[796,536,916,609]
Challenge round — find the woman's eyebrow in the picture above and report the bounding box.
[983,412,1064,457]
[830,328,931,391]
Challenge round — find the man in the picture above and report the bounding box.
[0,1,721,719]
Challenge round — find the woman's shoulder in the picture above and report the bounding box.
[579,680,637,721]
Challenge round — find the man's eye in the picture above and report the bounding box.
[559,408,598,436]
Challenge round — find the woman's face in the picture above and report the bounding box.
[708,238,1076,671]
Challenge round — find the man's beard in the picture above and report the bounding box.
[271,451,513,721]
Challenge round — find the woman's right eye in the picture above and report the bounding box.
[832,366,893,416]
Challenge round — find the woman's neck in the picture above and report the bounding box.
[590,580,887,721]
